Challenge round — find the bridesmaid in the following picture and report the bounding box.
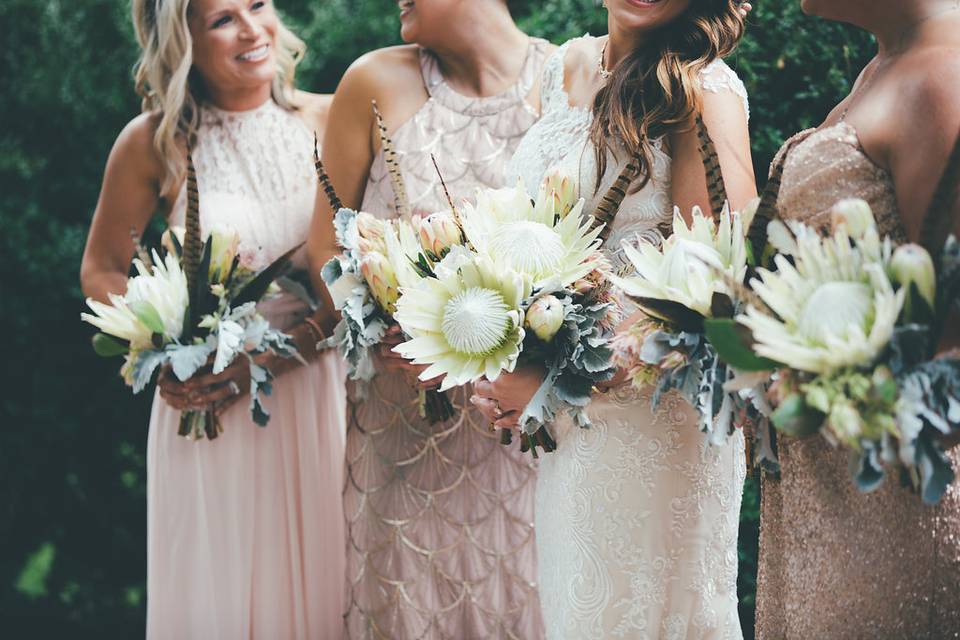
[755,1,960,637]
[306,1,550,637]
[80,1,345,637]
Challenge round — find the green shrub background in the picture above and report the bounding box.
[0,1,873,637]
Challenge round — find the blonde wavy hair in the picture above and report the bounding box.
[132,0,306,193]
[591,0,744,192]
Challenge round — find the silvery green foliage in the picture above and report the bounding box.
[519,291,616,435]
[321,208,388,384]
[641,330,762,449]
[126,301,297,427]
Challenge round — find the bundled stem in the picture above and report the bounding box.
[314,132,343,212]
[372,100,411,218]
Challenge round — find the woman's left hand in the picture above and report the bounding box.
[158,358,252,417]
[472,364,546,429]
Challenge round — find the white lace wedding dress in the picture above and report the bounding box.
[508,38,749,640]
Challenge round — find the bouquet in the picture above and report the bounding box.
[320,205,456,423]
[608,202,766,446]
[707,197,960,503]
[82,157,300,439]
[391,172,619,454]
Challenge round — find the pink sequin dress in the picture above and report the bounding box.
[343,40,550,639]
[146,99,347,640]
[755,122,960,640]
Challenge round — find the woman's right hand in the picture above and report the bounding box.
[377,325,444,390]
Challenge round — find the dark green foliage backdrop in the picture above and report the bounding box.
[0,1,873,637]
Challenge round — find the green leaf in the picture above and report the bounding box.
[91,333,128,357]
[703,318,779,372]
[128,300,165,335]
[771,393,824,438]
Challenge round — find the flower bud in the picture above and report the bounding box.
[417,212,463,257]
[830,199,876,240]
[525,294,565,342]
[161,226,185,256]
[208,229,241,283]
[829,401,863,441]
[890,243,936,318]
[356,212,388,255]
[360,252,400,315]
[536,168,578,219]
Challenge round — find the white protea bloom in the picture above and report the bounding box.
[82,251,188,348]
[461,180,600,288]
[739,228,906,375]
[830,198,876,240]
[359,251,400,314]
[393,256,531,391]
[890,243,936,314]
[611,206,749,317]
[384,218,428,289]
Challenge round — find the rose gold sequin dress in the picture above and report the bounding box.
[755,122,960,640]
[342,41,550,639]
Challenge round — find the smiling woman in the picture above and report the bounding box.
[78,1,346,638]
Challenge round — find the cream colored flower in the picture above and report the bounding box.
[393,256,531,391]
[739,228,905,374]
[890,243,936,315]
[359,251,400,315]
[535,168,578,219]
[611,206,749,317]
[415,211,464,257]
[830,198,876,240]
[526,294,565,342]
[461,180,600,288]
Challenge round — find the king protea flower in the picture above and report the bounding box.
[393,256,531,391]
[739,227,906,375]
[460,180,600,288]
[610,205,749,317]
[82,251,189,349]
[415,211,464,258]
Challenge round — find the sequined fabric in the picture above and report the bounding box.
[755,122,960,640]
[342,40,550,640]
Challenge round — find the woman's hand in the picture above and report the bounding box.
[158,358,252,417]
[377,325,444,390]
[471,364,546,429]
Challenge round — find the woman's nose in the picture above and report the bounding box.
[236,12,263,40]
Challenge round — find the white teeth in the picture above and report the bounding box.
[238,45,269,62]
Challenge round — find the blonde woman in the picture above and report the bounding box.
[79,1,345,637]
[477,0,756,636]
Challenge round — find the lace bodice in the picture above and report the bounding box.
[508,37,749,263]
[170,99,316,272]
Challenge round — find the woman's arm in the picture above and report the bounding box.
[80,113,166,303]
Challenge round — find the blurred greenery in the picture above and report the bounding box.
[0,0,874,637]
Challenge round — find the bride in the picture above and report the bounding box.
[473,0,756,637]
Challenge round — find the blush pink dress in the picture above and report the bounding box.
[755,122,960,639]
[146,99,347,640]
[343,41,550,639]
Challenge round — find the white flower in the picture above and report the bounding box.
[461,180,600,288]
[161,226,185,255]
[535,168,578,219]
[393,256,531,391]
[611,205,749,317]
[356,211,388,255]
[526,294,565,342]
[830,198,876,240]
[738,227,906,375]
[82,251,189,348]
[890,243,936,316]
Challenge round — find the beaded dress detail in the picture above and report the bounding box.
[147,99,347,640]
[508,38,749,640]
[343,40,550,640]
[755,122,960,640]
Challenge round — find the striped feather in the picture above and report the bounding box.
[695,114,727,220]
[372,100,411,218]
[313,131,343,212]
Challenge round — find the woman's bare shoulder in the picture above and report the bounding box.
[338,45,423,99]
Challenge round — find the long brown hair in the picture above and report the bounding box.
[590,0,744,191]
